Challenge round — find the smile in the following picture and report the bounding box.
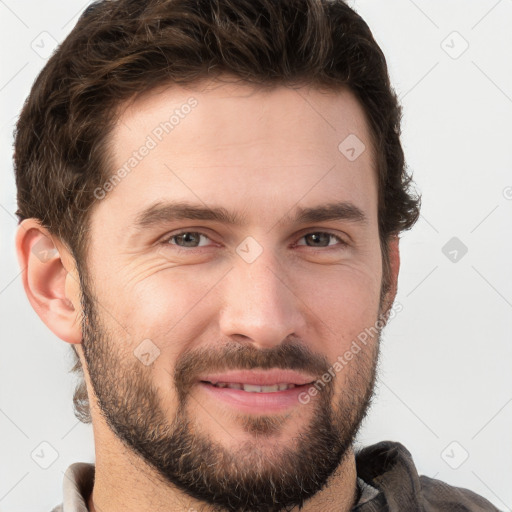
[202,381,297,392]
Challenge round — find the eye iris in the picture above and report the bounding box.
[306,233,330,247]
[176,232,200,247]
[171,233,335,248]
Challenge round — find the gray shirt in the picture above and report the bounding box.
[49,441,500,511]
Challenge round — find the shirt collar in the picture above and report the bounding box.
[58,459,382,511]
[61,462,94,512]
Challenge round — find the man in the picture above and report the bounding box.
[13,0,499,510]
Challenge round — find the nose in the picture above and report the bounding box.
[218,249,306,349]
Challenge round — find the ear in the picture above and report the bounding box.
[380,234,400,318]
[15,219,83,344]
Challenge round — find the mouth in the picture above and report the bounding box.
[202,382,299,392]
[196,369,317,413]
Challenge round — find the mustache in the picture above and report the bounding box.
[174,340,331,398]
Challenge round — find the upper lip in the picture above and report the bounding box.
[198,369,317,386]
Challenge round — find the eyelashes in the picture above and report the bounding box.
[160,230,348,252]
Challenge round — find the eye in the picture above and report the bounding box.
[296,232,347,248]
[159,230,348,252]
[163,231,213,248]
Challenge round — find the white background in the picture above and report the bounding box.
[1,1,511,510]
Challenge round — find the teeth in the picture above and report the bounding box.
[243,384,278,392]
[210,382,296,392]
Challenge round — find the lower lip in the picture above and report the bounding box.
[198,382,313,413]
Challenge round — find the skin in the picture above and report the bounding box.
[16,78,400,512]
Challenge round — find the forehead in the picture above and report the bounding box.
[113,78,374,159]
[94,78,377,234]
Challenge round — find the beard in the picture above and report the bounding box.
[79,276,382,512]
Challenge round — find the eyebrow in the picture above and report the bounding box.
[133,200,368,231]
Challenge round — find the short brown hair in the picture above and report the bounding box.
[14,0,420,423]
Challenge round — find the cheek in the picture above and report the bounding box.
[120,267,224,350]
[112,271,220,401]
[309,274,381,397]
[295,265,382,359]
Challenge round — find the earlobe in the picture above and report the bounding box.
[389,234,400,290]
[15,219,83,345]
[381,234,401,318]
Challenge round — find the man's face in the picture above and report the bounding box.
[77,79,391,511]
